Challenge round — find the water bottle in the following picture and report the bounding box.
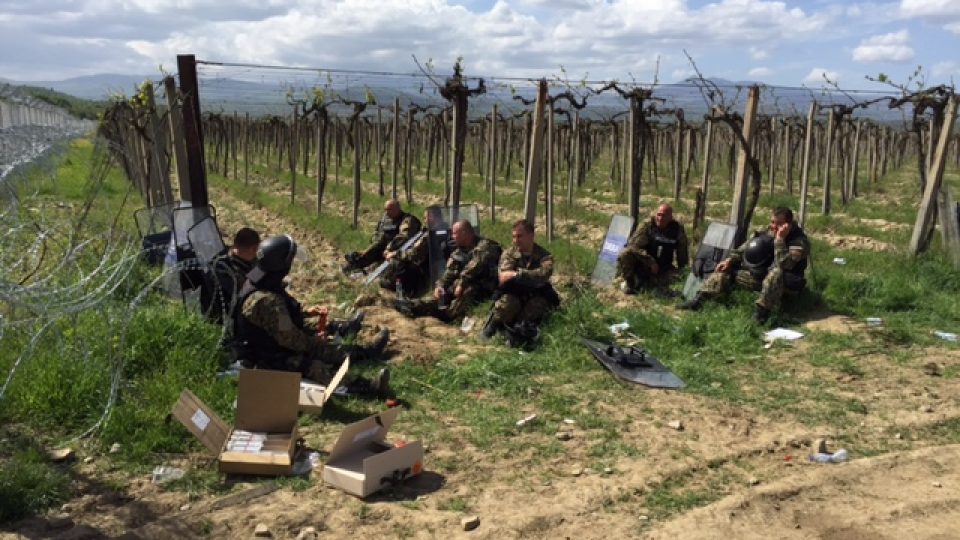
[396,278,405,301]
[808,448,848,463]
[437,282,448,309]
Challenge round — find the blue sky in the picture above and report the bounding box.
[1,0,958,89]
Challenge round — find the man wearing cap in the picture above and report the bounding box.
[680,207,809,324]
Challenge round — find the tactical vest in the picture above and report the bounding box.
[648,219,683,269]
[233,287,308,373]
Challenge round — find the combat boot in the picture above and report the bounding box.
[393,298,415,318]
[678,292,704,311]
[341,252,361,274]
[344,367,390,399]
[350,329,390,362]
[327,311,365,338]
[480,314,500,341]
[752,304,771,324]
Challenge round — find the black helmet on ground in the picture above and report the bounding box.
[256,234,298,275]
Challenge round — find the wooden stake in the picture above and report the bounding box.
[909,96,958,255]
[798,102,817,228]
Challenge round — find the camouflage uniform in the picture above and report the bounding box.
[492,243,558,325]
[379,231,429,294]
[408,237,501,322]
[617,218,689,288]
[235,289,351,384]
[353,211,422,269]
[700,226,810,310]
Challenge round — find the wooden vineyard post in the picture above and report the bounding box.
[289,106,298,204]
[176,54,208,207]
[672,110,684,201]
[909,95,958,255]
[377,106,384,196]
[523,80,547,225]
[694,113,715,230]
[404,107,414,203]
[546,101,555,242]
[143,83,173,205]
[850,119,862,200]
[798,102,817,228]
[315,111,327,214]
[822,108,836,215]
[243,112,249,185]
[937,187,960,269]
[449,89,467,211]
[392,97,400,199]
[163,75,191,202]
[729,85,760,238]
[489,104,498,223]
[353,115,362,229]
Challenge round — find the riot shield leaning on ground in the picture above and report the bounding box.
[427,204,480,286]
[163,203,216,303]
[682,221,738,300]
[134,201,177,265]
[591,214,635,287]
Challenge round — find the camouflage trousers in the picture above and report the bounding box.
[700,267,788,309]
[617,248,676,288]
[251,339,349,386]
[492,293,554,326]
[409,286,484,322]
[379,259,426,296]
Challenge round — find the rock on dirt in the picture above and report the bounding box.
[109,443,121,454]
[461,515,481,531]
[667,420,684,431]
[254,523,272,537]
[296,526,319,540]
[48,448,75,463]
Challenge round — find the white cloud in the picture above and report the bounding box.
[748,67,772,78]
[852,29,914,63]
[932,60,959,78]
[803,67,840,84]
[749,46,768,61]
[900,0,960,34]
[900,0,960,17]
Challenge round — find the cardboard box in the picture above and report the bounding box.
[323,406,424,497]
[172,369,301,476]
[298,357,350,414]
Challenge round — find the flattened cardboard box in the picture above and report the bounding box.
[173,369,301,476]
[298,357,350,414]
[323,406,424,498]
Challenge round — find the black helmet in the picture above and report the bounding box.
[256,234,298,274]
[743,233,774,268]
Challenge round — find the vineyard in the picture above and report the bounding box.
[2,55,960,538]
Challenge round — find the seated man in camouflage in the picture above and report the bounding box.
[235,235,391,397]
[202,227,260,325]
[395,219,500,323]
[617,203,689,294]
[481,219,560,346]
[378,209,434,296]
[343,199,421,273]
[680,207,809,324]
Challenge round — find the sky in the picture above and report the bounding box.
[1,0,959,89]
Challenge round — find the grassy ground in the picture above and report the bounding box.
[2,134,959,533]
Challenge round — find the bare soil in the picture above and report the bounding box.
[7,181,960,540]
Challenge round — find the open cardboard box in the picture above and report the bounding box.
[298,357,350,415]
[172,369,301,476]
[323,406,424,497]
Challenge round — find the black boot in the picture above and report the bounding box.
[341,252,361,274]
[480,314,500,340]
[394,298,415,318]
[327,311,365,338]
[679,292,705,311]
[350,329,390,362]
[752,304,771,324]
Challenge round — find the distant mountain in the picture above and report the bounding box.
[13,74,155,100]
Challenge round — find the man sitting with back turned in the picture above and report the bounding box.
[395,219,500,322]
[616,203,689,294]
[203,227,260,325]
[342,199,421,274]
[680,206,810,324]
[235,234,391,397]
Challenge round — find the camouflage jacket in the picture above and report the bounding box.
[397,230,430,267]
[499,243,554,285]
[626,218,690,270]
[729,226,809,277]
[440,237,501,292]
[373,211,422,252]
[239,289,316,355]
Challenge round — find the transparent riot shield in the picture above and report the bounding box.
[682,221,738,300]
[163,203,216,303]
[591,215,634,287]
[187,216,227,264]
[428,204,479,285]
[134,201,177,265]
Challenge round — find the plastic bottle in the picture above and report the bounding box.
[396,278,405,301]
[808,448,848,463]
[315,309,328,337]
